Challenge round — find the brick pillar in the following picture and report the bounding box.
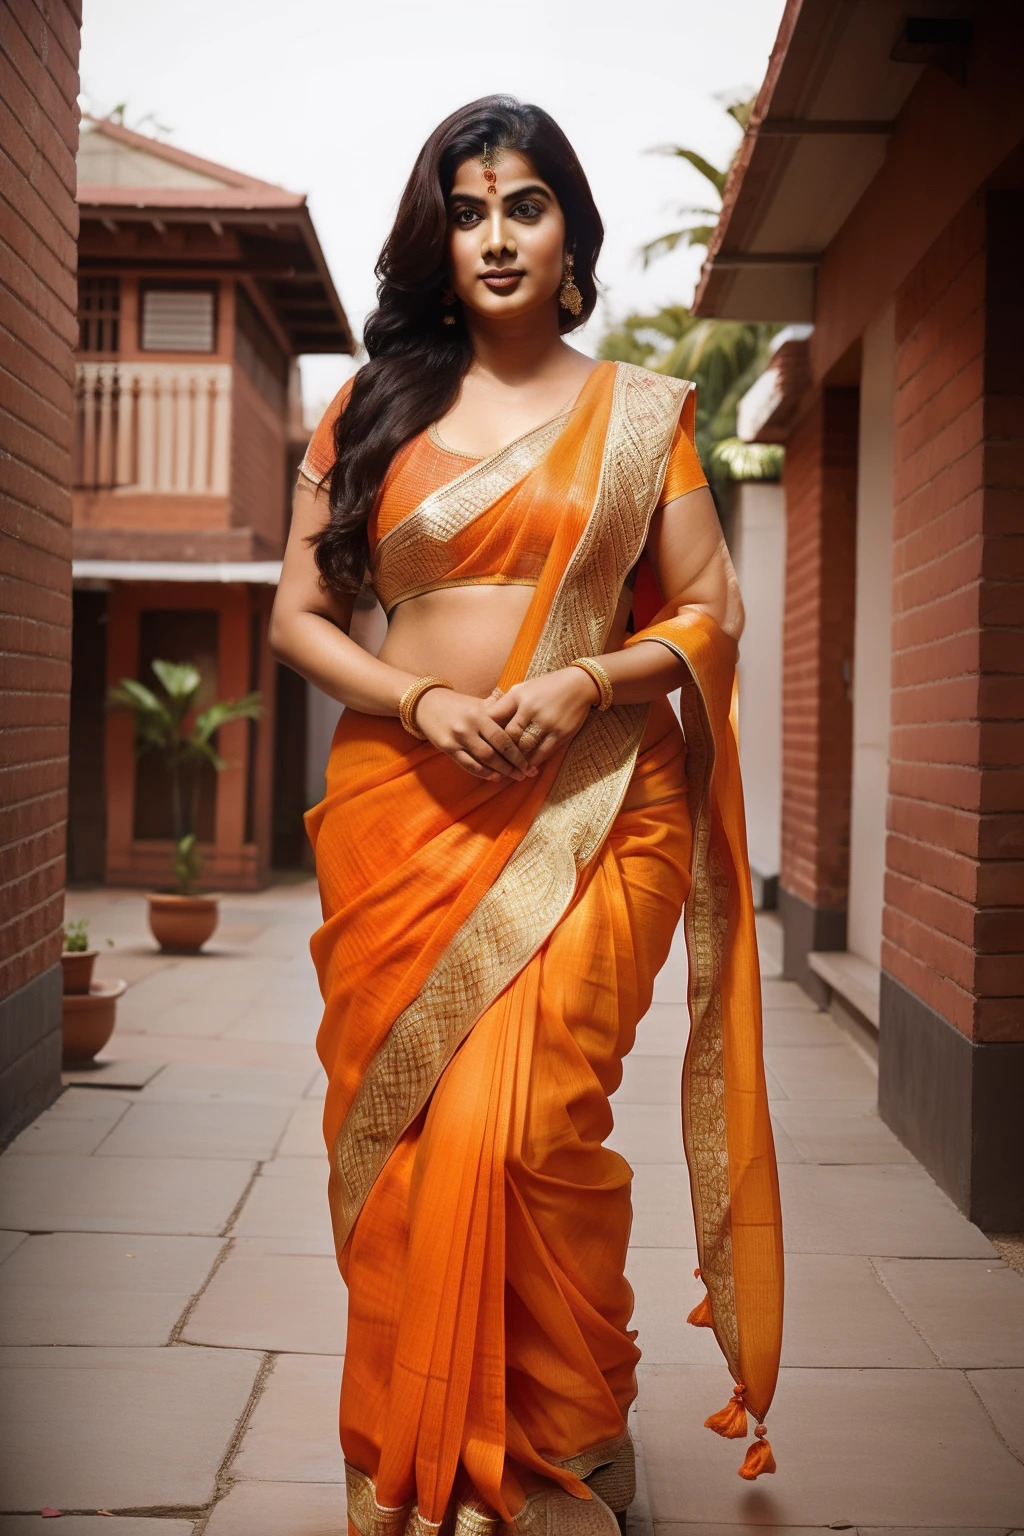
[879,191,1024,1228]
[778,387,859,990]
[0,2,82,1142]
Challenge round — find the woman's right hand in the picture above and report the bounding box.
[413,688,537,782]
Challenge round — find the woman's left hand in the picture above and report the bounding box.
[485,666,600,770]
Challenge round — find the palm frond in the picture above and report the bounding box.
[709,438,785,481]
[151,659,202,707]
[192,693,263,746]
[639,224,719,268]
[648,144,726,196]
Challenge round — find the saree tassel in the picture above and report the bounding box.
[704,1383,748,1439]
[738,1423,776,1479]
[687,1292,714,1328]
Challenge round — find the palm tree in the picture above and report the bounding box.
[600,95,785,488]
[639,95,753,269]
[107,660,262,894]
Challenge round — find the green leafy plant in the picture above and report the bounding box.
[107,659,262,895]
[63,919,91,953]
[639,93,753,268]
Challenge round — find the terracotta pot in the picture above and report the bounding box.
[61,979,127,1064]
[61,949,98,995]
[146,892,220,953]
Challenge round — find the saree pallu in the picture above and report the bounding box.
[305,362,784,1536]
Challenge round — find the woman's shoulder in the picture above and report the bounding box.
[298,371,360,486]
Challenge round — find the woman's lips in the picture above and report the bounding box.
[481,270,524,291]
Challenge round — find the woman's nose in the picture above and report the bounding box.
[481,213,517,260]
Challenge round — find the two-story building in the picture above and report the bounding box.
[69,116,353,891]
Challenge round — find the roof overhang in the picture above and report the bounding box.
[693,0,977,322]
[72,560,282,586]
[76,119,354,355]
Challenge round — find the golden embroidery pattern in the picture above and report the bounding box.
[555,1429,635,1513]
[647,636,740,1381]
[529,365,693,676]
[374,414,569,613]
[329,698,649,1252]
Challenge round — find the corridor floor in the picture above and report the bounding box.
[1,881,1022,1534]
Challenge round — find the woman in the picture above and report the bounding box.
[270,96,783,1536]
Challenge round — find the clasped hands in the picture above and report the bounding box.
[412,666,602,782]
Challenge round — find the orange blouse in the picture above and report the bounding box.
[300,374,707,613]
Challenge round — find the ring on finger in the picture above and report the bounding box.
[519,721,543,740]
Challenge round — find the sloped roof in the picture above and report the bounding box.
[77,117,354,354]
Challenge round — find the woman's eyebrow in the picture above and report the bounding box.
[448,183,553,207]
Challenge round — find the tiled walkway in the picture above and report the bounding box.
[1,883,1022,1534]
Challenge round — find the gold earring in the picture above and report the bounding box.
[559,252,583,317]
[441,285,456,326]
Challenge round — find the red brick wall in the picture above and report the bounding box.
[779,388,859,911]
[0,0,81,1001]
[885,191,1024,1045]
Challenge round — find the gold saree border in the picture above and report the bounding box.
[529,365,693,677]
[329,362,694,1254]
[345,1437,631,1536]
[329,699,649,1251]
[639,634,741,1381]
[373,414,570,613]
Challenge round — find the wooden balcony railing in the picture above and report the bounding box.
[74,361,232,496]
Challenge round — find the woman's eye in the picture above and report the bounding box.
[453,208,480,227]
[512,200,542,219]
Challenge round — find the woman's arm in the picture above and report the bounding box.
[485,485,743,762]
[270,480,532,781]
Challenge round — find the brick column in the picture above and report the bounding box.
[879,191,1024,1227]
[778,387,859,990]
[0,2,82,1142]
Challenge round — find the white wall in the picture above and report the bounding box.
[731,482,786,884]
[304,595,388,809]
[848,305,896,968]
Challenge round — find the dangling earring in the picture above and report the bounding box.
[441,285,456,326]
[559,251,583,317]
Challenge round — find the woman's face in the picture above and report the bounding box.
[446,149,567,325]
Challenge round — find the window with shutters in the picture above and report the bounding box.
[78,276,121,353]
[140,287,217,352]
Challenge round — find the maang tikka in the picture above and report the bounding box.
[481,142,498,194]
[559,250,583,317]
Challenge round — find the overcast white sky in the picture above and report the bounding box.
[79,0,786,414]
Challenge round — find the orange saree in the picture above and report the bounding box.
[303,361,784,1536]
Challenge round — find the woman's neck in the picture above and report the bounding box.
[463,302,575,389]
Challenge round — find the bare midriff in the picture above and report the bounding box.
[377,582,632,698]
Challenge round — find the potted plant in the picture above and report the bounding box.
[107,658,261,953]
[61,918,98,994]
[60,921,125,1064]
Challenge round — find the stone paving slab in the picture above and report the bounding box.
[0,1521,194,1535]
[778,1162,997,1257]
[874,1258,1024,1367]
[132,1061,318,1104]
[0,1232,223,1345]
[229,1164,334,1249]
[61,1059,163,1088]
[229,1352,346,1483]
[635,1363,1024,1527]
[97,1033,321,1077]
[278,1101,328,1157]
[6,1091,132,1156]
[629,1163,696,1248]
[967,1370,1024,1460]
[0,1345,262,1510]
[770,1099,915,1164]
[763,1041,877,1100]
[96,1100,292,1161]
[183,1243,347,1353]
[0,1154,254,1236]
[205,1479,346,1534]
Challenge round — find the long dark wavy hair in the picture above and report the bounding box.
[310,95,604,593]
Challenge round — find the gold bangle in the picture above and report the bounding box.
[571,657,614,712]
[398,675,453,740]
